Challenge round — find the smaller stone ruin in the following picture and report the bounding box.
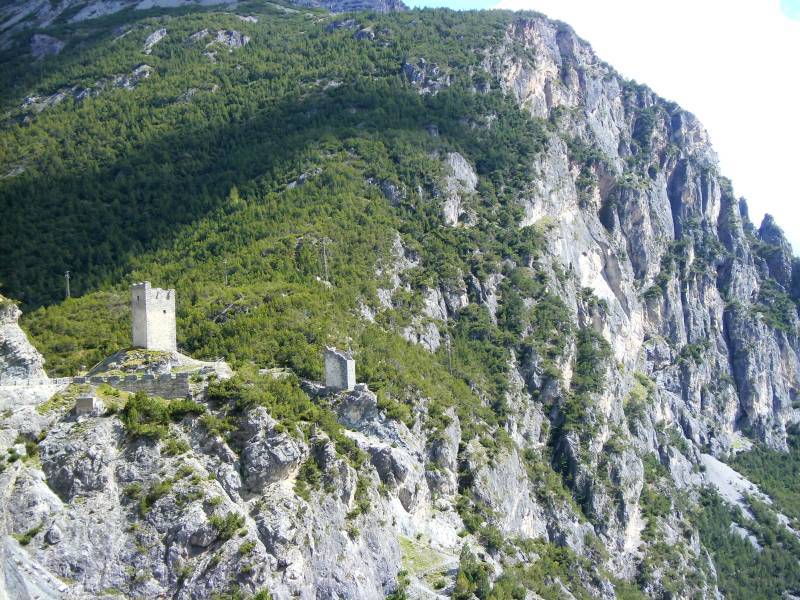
[324,347,356,391]
[74,394,98,416]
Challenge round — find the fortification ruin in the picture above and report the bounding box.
[74,370,203,400]
[74,393,98,416]
[131,282,176,352]
[324,347,356,391]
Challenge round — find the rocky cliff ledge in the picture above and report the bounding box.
[0,296,48,384]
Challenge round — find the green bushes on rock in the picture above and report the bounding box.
[207,371,365,468]
[490,538,592,600]
[209,512,246,542]
[13,523,43,546]
[453,547,491,600]
[121,391,204,439]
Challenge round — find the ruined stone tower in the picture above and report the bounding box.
[131,282,176,352]
[324,347,356,391]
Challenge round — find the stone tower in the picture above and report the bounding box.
[131,282,177,352]
[324,347,356,391]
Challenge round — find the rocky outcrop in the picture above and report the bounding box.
[20,64,153,115]
[378,179,405,206]
[758,214,795,288]
[403,57,451,95]
[189,28,250,61]
[190,29,250,50]
[143,28,166,54]
[239,409,305,493]
[0,297,47,383]
[30,33,63,58]
[292,0,406,13]
[439,152,477,227]
[40,417,119,501]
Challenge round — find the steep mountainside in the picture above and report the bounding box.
[0,296,48,383]
[1,4,799,600]
[0,0,404,45]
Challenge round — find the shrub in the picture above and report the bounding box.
[452,547,490,600]
[200,414,237,439]
[209,512,246,542]
[162,437,190,456]
[121,392,205,439]
[139,478,174,515]
[211,587,272,600]
[346,476,371,519]
[124,483,143,499]
[13,524,43,546]
[239,540,256,555]
[295,456,322,501]
[624,372,654,424]
[345,523,360,540]
[478,525,504,553]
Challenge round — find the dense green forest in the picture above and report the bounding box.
[730,426,800,525]
[1,4,530,308]
[694,488,800,600]
[4,5,553,429]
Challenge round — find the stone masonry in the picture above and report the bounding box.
[74,394,98,416]
[131,282,176,352]
[324,347,356,391]
[74,371,196,400]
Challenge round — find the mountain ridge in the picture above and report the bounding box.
[0,4,799,599]
[1,0,407,46]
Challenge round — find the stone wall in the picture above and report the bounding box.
[131,281,177,352]
[1,372,200,402]
[75,372,194,399]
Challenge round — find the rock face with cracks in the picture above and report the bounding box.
[0,297,48,383]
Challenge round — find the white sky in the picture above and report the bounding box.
[493,0,800,252]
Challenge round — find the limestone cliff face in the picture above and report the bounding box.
[1,11,799,600]
[484,16,800,453]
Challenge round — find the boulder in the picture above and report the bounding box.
[241,432,304,491]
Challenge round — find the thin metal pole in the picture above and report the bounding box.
[321,240,329,282]
[445,333,453,375]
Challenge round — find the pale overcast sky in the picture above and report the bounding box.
[410,0,800,253]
